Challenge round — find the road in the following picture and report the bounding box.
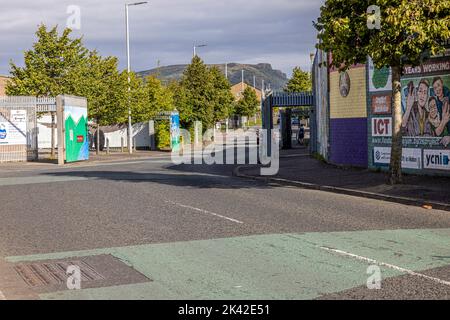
[0,147,449,300]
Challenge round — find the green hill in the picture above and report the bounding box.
[137,63,288,91]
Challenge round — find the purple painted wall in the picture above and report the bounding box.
[330,118,368,167]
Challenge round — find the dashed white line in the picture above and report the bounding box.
[320,246,450,287]
[166,201,244,224]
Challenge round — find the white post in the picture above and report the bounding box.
[126,4,132,155]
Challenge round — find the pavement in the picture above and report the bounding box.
[0,141,449,300]
[236,146,450,211]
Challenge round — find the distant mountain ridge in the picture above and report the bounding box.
[137,63,288,91]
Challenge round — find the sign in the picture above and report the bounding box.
[372,117,392,137]
[368,57,392,92]
[0,110,27,146]
[371,95,392,114]
[170,112,181,152]
[403,57,450,76]
[373,147,422,169]
[423,149,450,170]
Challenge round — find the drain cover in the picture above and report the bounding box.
[13,254,151,293]
[14,260,105,287]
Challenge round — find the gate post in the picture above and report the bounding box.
[56,95,65,165]
[149,120,156,150]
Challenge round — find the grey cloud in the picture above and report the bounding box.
[0,0,324,76]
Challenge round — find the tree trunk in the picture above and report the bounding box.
[50,112,56,159]
[389,66,403,185]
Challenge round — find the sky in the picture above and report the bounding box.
[0,0,324,78]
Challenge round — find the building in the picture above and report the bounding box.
[0,75,10,96]
[231,82,262,102]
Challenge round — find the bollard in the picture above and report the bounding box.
[106,138,110,155]
[133,138,137,152]
[121,137,124,153]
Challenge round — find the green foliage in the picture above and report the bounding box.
[235,86,259,118]
[72,51,125,125]
[315,0,450,71]
[6,25,130,126]
[169,80,192,128]
[170,56,234,131]
[210,66,234,122]
[285,67,312,92]
[180,56,215,129]
[156,121,171,150]
[7,25,88,96]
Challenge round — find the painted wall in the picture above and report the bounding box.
[329,65,368,167]
[368,53,450,175]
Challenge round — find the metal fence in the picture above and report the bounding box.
[0,96,42,162]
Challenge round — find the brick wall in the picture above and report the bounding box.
[330,67,367,119]
[230,82,262,102]
[329,66,368,167]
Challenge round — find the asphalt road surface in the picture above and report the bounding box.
[0,147,449,300]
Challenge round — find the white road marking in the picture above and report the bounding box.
[320,246,450,287]
[166,201,244,224]
[0,290,6,300]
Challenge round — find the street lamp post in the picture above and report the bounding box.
[193,44,207,58]
[126,1,147,154]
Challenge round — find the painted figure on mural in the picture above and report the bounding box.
[402,80,433,137]
[431,77,450,147]
[402,77,450,147]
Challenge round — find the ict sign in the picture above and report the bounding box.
[372,117,392,137]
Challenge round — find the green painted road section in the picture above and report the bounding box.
[0,176,90,187]
[6,228,450,300]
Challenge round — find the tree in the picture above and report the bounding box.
[180,56,215,130]
[144,76,174,118]
[6,25,88,97]
[72,51,125,126]
[169,80,192,128]
[285,67,312,92]
[235,86,259,118]
[210,66,234,123]
[315,0,450,184]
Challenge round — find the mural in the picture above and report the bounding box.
[65,106,89,162]
[369,54,450,172]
